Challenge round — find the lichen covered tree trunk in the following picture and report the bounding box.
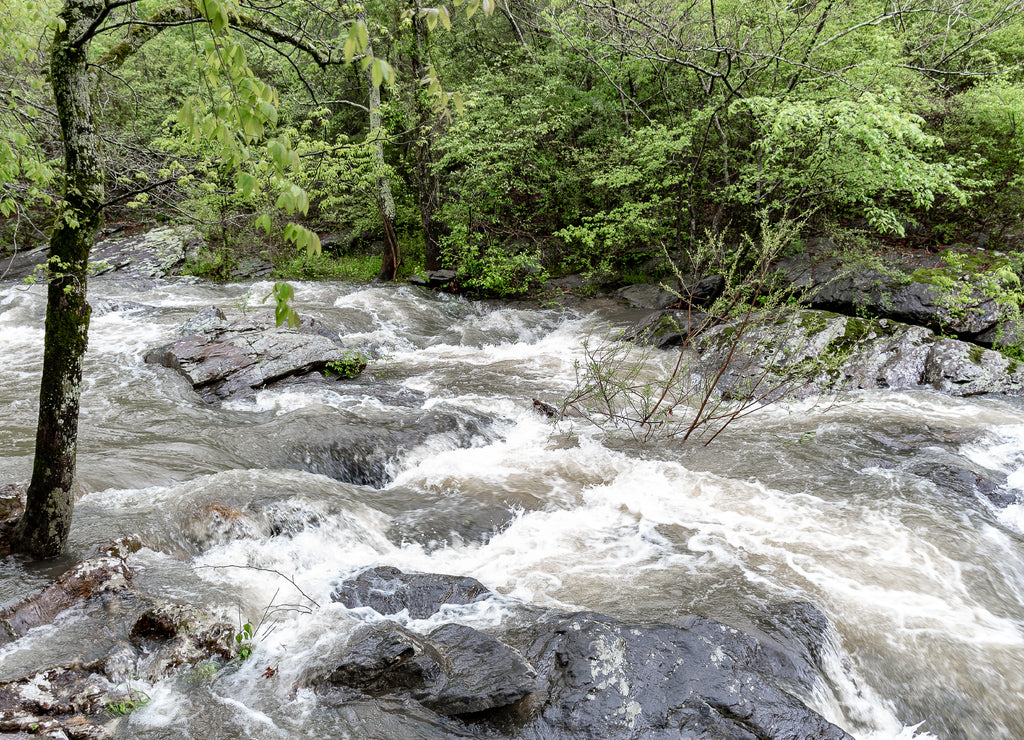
[12,0,105,557]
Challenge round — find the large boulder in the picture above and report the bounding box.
[315,620,537,717]
[518,610,852,740]
[323,568,851,739]
[775,242,1021,344]
[145,309,359,402]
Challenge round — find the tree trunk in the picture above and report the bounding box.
[409,0,443,271]
[12,0,105,558]
[360,11,400,282]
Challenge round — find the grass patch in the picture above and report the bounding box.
[275,253,382,281]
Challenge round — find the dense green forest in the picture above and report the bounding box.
[3,0,1023,293]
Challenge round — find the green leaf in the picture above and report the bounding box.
[371,58,384,88]
[237,171,257,198]
[354,21,369,52]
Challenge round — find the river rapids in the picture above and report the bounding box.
[1,278,1022,739]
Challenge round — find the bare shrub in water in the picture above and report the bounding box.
[561,212,841,444]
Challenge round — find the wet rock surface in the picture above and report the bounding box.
[0,558,132,647]
[325,567,852,739]
[621,309,709,348]
[332,566,491,619]
[275,406,496,488]
[517,611,851,740]
[0,555,235,740]
[316,620,537,716]
[145,310,357,402]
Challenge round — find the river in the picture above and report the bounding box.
[1,277,1022,739]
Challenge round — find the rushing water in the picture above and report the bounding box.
[1,277,1023,739]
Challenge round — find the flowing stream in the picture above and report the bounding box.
[1,277,1023,739]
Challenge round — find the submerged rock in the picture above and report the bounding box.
[0,557,132,647]
[332,566,492,619]
[145,311,357,402]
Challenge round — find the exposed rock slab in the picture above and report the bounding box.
[90,224,205,279]
[679,309,1024,399]
[775,243,1019,343]
[145,310,355,402]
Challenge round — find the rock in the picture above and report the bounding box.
[691,309,1024,399]
[0,665,115,739]
[0,482,26,556]
[409,270,458,289]
[617,275,724,311]
[331,566,492,619]
[774,245,1018,343]
[90,224,205,279]
[276,406,495,487]
[383,492,521,551]
[0,558,132,647]
[179,306,228,335]
[323,568,848,738]
[532,398,559,418]
[129,603,235,679]
[923,338,1021,395]
[616,283,679,310]
[621,309,709,348]
[315,620,536,717]
[145,312,355,402]
[227,257,273,280]
[517,610,852,740]
[906,462,1012,508]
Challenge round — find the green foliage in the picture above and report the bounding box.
[325,350,368,379]
[730,94,979,235]
[275,252,383,281]
[104,677,151,717]
[235,621,254,661]
[943,78,1024,231]
[264,282,300,328]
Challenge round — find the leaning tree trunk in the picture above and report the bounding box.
[12,0,105,558]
